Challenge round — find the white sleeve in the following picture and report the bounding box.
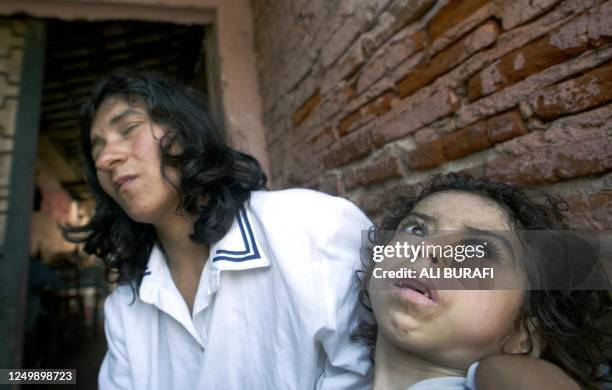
[314,197,374,390]
[98,290,133,390]
[465,361,480,389]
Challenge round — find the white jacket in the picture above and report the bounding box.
[99,189,373,390]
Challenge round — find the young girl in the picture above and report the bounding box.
[355,173,611,389]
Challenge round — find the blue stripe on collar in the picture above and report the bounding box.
[212,206,261,262]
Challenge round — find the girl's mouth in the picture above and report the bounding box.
[392,279,438,306]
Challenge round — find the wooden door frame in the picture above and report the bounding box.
[0,0,271,178]
[0,19,45,376]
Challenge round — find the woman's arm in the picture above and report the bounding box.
[476,355,580,390]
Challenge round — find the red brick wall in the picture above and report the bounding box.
[252,0,612,228]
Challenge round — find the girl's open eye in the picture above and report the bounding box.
[459,238,504,261]
[403,219,428,237]
[481,241,504,261]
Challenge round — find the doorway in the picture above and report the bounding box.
[2,16,213,390]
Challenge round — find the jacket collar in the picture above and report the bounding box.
[208,205,270,271]
[139,204,269,302]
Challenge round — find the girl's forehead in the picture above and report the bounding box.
[413,190,513,231]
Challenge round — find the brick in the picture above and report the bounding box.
[364,91,394,116]
[318,95,343,122]
[9,21,26,36]
[485,128,612,185]
[538,102,612,140]
[485,110,527,143]
[343,169,359,192]
[404,138,446,171]
[360,0,434,57]
[339,91,395,136]
[338,110,362,137]
[354,190,386,215]
[268,141,287,179]
[0,75,19,107]
[0,48,22,83]
[398,21,500,98]
[360,11,397,58]
[372,88,460,147]
[427,0,489,42]
[0,137,14,153]
[0,24,24,57]
[357,30,424,95]
[497,0,561,30]
[354,155,403,186]
[321,41,365,93]
[292,75,319,117]
[441,124,491,160]
[318,174,340,196]
[0,98,18,137]
[387,0,436,30]
[320,14,369,69]
[292,89,321,126]
[439,110,526,162]
[429,1,495,57]
[459,45,612,128]
[530,61,612,121]
[342,82,357,101]
[303,126,335,154]
[468,4,612,100]
[385,182,420,202]
[564,190,612,229]
[0,153,12,186]
[322,131,372,169]
[456,164,487,178]
[285,156,323,187]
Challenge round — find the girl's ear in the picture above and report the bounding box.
[503,318,542,357]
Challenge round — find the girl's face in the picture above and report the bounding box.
[90,97,180,225]
[368,191,535,370]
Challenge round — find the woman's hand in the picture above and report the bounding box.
[476,355,581,390]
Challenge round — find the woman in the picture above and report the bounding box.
[65,72,372,389]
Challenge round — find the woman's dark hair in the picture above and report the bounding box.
[354,173,611,389]
[63,72,267,290]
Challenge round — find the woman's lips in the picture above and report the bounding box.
[114,175,138,191]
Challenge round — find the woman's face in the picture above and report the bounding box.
[90,97,180,224]
[368,191,532,369]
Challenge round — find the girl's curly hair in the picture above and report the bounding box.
[62,72,267,293]
[353,173,611,389]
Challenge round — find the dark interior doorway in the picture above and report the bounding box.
[41,19,206,199]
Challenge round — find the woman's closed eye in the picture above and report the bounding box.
[122,123,140,135]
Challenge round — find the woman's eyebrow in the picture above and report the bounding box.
[107,108,140,127]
